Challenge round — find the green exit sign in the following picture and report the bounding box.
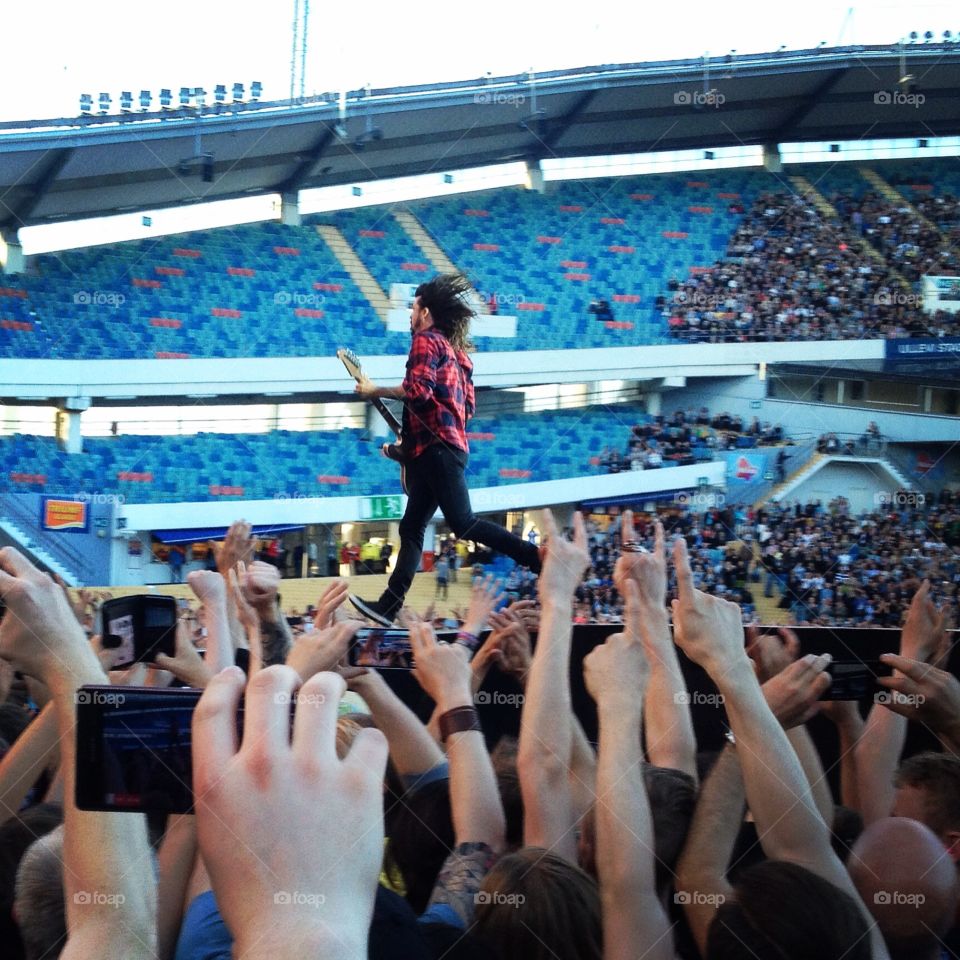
[360,495,404,521]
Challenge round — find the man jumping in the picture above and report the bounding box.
[350,273,541,625]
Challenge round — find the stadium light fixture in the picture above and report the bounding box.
[120,91,133,112]
[98,92,111,114]
[179,87,191,108]
[232,82,244,102]
[214,84,227,103]
[250,81,263,100]
[160,88,173,109]
[79,94,93,115]
[924,30,934,41]
[139,90,151,110]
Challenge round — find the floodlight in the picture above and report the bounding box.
[139,90,151,110]
[159,88,172,108]
[232,82,244,102]
[120,91,133,112]
[79,94,93,115]
[179,87,191,107]
[250,81,262,100]
[214,84,227,103]
[98,93,111,114]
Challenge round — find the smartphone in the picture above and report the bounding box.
[821,659,891,701]
[100,596,177,668]
[75,685,208,814]
[347,628,461,670]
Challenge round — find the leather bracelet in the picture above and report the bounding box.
[438,706,482,742]
[456,629,480,652]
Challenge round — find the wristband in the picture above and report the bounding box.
[439,706,482,742]
[456,629,480,652]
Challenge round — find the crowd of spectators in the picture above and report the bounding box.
[758,492,960,628]
[664,192,960,343]
[595,407,787,474]
[5,511,960,960]
[834,191,960,284]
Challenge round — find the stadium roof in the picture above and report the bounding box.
[2,43,959,230]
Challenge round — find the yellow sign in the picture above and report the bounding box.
[42,499,88,531]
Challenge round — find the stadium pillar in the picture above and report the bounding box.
[525,160,546,194]
[280,193,301,226]
[762,143,782,173]
[55,410,83,454]
[0,228,25,275]
[645,390,662,417]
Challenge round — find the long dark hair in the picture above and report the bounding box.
[415,273,475,352]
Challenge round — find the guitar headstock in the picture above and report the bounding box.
[337,347,363,382]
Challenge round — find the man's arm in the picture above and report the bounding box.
[517,511,591,864]
[585,580,674,960]
[0,547,156,960]
[675,744,742,957]
[0,702,59,826]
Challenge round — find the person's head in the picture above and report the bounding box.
[0,804,63,960]
[894,752,960,859]
[412,274,475,350]
[384,778,454,914]
[848,817,958,960]
[707,861,873,960]
[13,825,66,960]
[473,848,601,960]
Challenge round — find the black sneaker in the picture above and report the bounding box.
[349,594,396,627]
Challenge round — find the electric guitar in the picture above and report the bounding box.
[337,347,409,495]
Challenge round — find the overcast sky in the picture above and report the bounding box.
[1,0,956,122]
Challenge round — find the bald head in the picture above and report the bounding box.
[848,817,958,960]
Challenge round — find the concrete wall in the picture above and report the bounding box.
[781,461,902,514]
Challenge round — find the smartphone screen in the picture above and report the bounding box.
[76,686,205,814]
[349,628,415,669]
[101,596,177,668]
[820,659,891,701]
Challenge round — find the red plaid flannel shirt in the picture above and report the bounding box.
[401,330,475,460]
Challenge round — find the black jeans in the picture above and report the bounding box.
[380,443,540,612]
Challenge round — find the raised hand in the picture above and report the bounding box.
[876,652,960,743]
[0,547,97,684]
[670,536,746,674]
[614,511,666,608]
[240,560,282,615]
[193,667,387,960]
[761,654,832,728]
[462,574,505,637]
[538,510,591,603]
[409,618,473,710]
[287,621,363,683]
[313,579,351,630]
[900,580,946,664]
[214,520,255,576]
[746,626,801,683]
[153,617,213,688]
[583,579,649,710]
[187,569,228,608]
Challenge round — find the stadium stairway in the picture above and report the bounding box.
[314,225,391,322]
[858,166,948,239]
[788,174,911,290]
[754,450,825,509]
[392,210,490,313]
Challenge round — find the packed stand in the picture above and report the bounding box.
[757,492,960,628]
[3,513,960,960]
[664,192,959,342]
[594,407,786,474]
